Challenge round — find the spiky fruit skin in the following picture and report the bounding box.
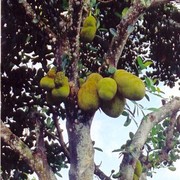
[78,81,99,111]
[80,15,97,42]
[80,26,96,42]
[97,77,117,101]
[40,76,55,90]
[113,69,145,101]
[54,72,68,86]
[78,78,85,87]
[100,94,126,118]
[51,85,70,99]
[133,174,139,180]
[135,160,142,177]
[83,15,96,27]
[86,73,103,84]
[47,67,57,78]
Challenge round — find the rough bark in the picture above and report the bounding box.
[0,120,57,180]
[66,111,95,180]
[119,97,180,180]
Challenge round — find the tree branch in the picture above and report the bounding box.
[53,114,70,162]
[105,0,171,67]
[119,96,180,180]
[67,0,86,85]
[19,0,58,43]
[0,120,57,180]
[94,164,112,180]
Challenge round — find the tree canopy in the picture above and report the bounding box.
[1,0,180,180]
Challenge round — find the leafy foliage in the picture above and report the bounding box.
[1,0,180,179]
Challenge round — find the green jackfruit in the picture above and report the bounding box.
[46,92,61,105]
[100,94,126,118]
[135,160,142,177]
[51,85,70,99]
[54,72,69,87]
[78,81,99,111]
[83,15,96,27]
[97,77,117,101]
[86,73,103,84]
[78,78,85,87]
[133,173,139,180]
[47,67,57,78]
[40,76,55,90]
[113,69,145,101]
[80,26,97,42]
[80,15,97,42]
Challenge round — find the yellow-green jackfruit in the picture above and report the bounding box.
[83,15,96,27]
[51,85,70,99]
[86,73,103,84]
[80,15,97,42]
[47,67,57,78]
[134,160,142,177]
[113,69,145,101]
[100,94,126,118]
[54,72,69,87]
[78,81,99,111]
[133,173,139,180]
[40,76,55,90]
[97,77,117,101]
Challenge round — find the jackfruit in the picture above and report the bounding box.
[83,15,96,27]
[80,15,97,42]
[46,92,61,105]
[80,26,97,42]
[133,173,139,180]
[47,67,57,78]
[113,69,145,101]
[78,78,85,87]
[97,77,117,101]
[78,81,99,111]
[40,76,55,90]
[54,72,69,87]
[134,160,142,177]
[100,94,126,118]
[86,73,103,84]
[51,85,70,99]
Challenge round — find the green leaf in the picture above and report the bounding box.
[129,132,134,139]
[168,166,176,171]
[94,147,103,152]
[145,94,150,101]
[112,148,121,153]
[122,7,129,17]
[144,60,153,67]
[122,111,129,116]
[112,172,121,178]
[147,107,159,112]
[109,28,118,37]
[137,56,146,70]
[108,66,116,74]
[124,116,131,126]
[56,172,62,177]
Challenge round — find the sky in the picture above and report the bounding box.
[56,81,180,180]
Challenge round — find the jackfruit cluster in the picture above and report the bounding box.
[40,68,70,104]
[80,15,97,43]
[77,69,145,118]
[133,160,143,180]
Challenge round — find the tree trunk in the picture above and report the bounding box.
[66,112,94,180]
